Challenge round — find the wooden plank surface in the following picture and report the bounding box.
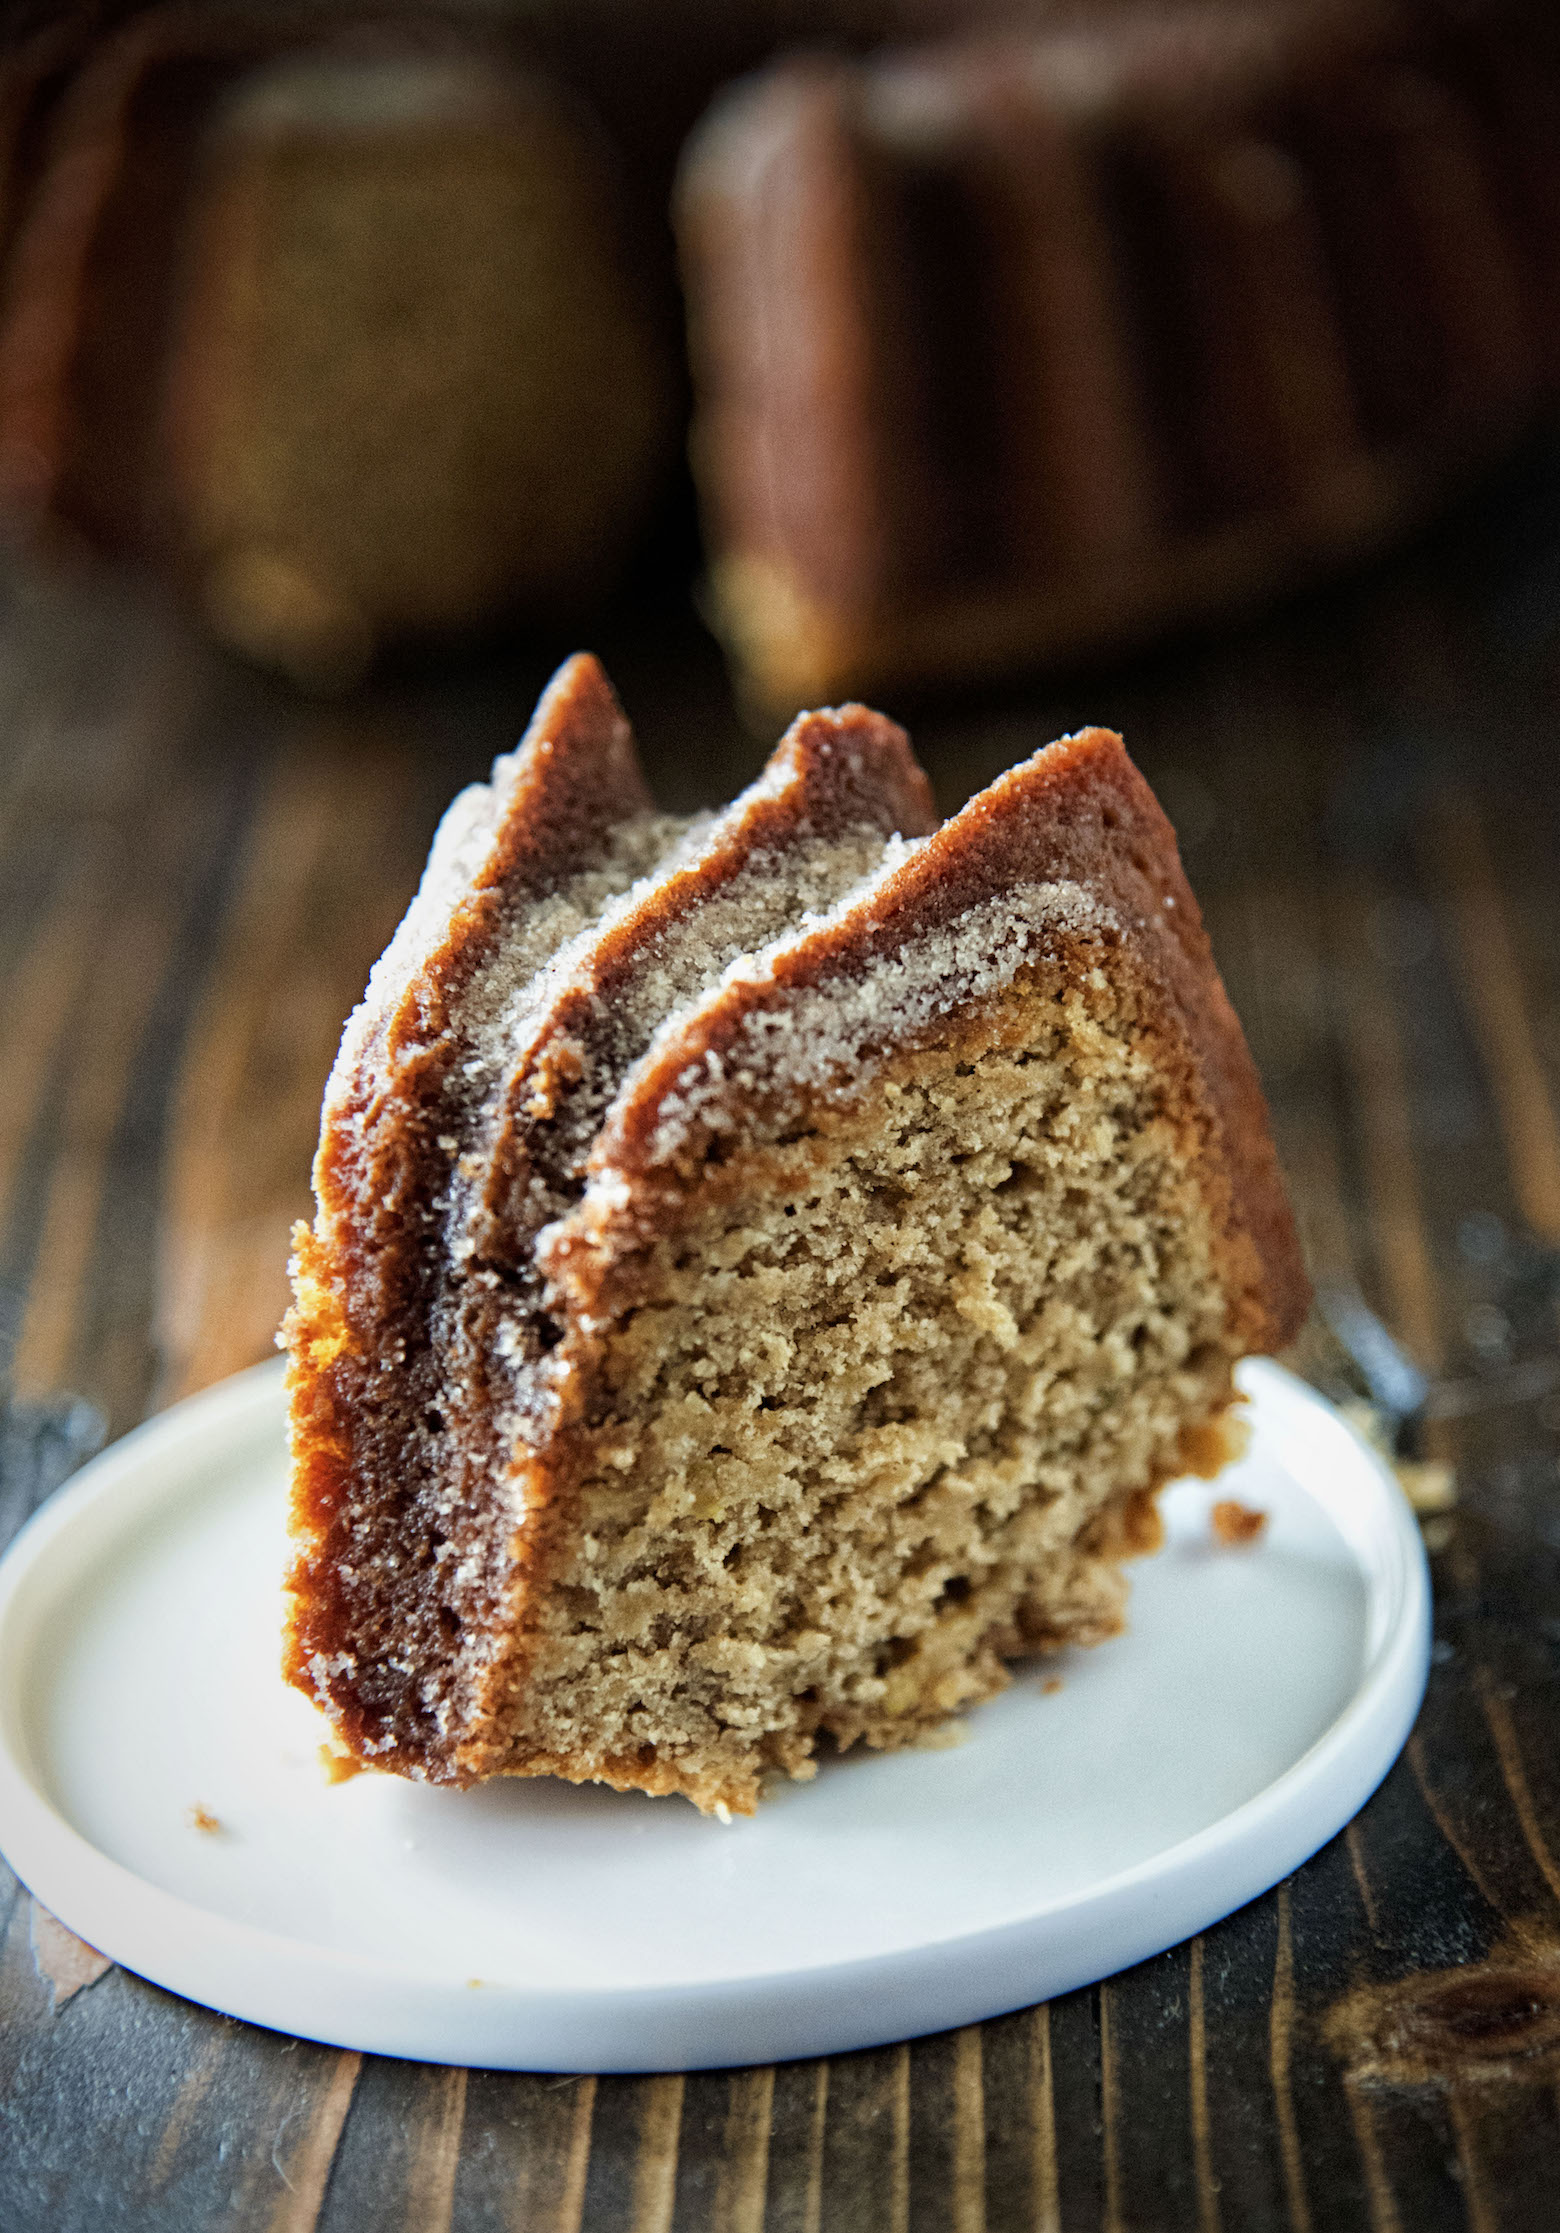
[4,433,1560,2231]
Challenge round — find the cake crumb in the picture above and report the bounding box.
[713,1800,734,1824]
[1042,1676,1064,1696]
[319,1742,364,1785]
[1210,1499,1267,1547]
[188,1805,221,1834]
[1180,1405,1251,1479]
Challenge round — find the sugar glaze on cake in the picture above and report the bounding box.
[285,654,1307,1813]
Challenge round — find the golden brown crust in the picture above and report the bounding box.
[307,652,651,1268]
[283,653,655,1754]
[469,700,936,1269]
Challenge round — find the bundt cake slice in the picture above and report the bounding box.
[286,656,1307,1814]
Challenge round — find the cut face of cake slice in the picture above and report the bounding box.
[285,656,1307,1814]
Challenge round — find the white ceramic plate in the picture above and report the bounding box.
[0,1356,1427,2072]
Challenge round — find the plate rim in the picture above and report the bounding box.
[0,1355,1430,2070]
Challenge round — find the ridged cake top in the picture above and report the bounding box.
[457,693,936,1280]
[303,652,1307,1464]
[561,714,1307,1373]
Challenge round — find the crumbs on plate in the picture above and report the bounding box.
[1210,1499,1267,1548]
[188,1805,221,1834]
[320,1742,365,1785]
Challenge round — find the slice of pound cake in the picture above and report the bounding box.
[285,654,1307,1813]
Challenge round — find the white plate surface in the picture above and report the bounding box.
[0,1357,1427,2071]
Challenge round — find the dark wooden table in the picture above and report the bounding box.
[4,434,1560,2232]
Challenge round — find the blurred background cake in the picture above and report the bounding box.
[0,0,1555,700]
[678,0,1560,707]
[0,8,677,686]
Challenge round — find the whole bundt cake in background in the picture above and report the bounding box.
[677,0,1560,710]
[0,0,1555,696]
[0,8,676,686]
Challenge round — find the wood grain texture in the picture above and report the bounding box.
[159,724,425,1401]
[1425,796,1560,1245]
[710,2067,775,2233]
[26,1901,110,2008]
[1187,1943,1219,2233]
[6,429,1560,2230]
[265,2052,360,2233]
